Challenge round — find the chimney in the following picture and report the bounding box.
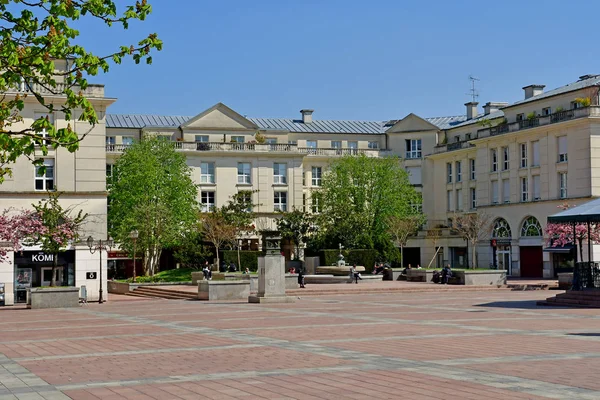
[522,84,545,100]
[483,102,509,115]
[300,109,314,124]
[464,102,479,120]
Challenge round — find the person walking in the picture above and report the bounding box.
[352,264,362,284]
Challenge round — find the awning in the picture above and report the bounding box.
[543,245,575,253]
[547,198,600,223]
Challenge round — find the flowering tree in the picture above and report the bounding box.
[545,203,600,261]
[0,210,44,262]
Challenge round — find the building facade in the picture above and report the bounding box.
[0,60,112,305]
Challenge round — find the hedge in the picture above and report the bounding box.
[221,250,263,272]
[320,249,378,274]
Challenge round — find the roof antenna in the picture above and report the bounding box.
[467,75,480,103]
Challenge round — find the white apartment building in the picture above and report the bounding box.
[0,60,112,305]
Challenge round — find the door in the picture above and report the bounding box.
[41,267,63,286]
[520,246,543,278]
[496,246,511,275]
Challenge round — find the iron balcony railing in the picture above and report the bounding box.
[572,262,600,290]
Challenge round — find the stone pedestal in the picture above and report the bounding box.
[248,255,295,304]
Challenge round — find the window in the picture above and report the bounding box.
[200,162,215,183]
[405,139,422,159]
[406,166,422,185]
[122,136,134,146]
[491,149,498,172]
[311,193,321,213]
[368,141,379,149]
[288,140,298,145]
[273,163,287,184]
[470,188,477,209]
[492,218,512,238]
[532,141,540,166]
[542,107,552,116]
[558,136,568,162]
[106,164,113,178]
[195,135,209,142]
[470,159,476,180]
[502,179,510,203]
[571,101,580,110]
[447,190,453,211]
[456,161,462,182]
[559,172,568,199]
[306,140,317,148]
[302,193,306,212]
[521,216,542,237]
[502,146,509,170]
[516,113,524,122]
[106,136,116,145]
[331,141,342,149]
[520,143,527,168]
[35,159,54,191]
[274,191,287,211]
[311,166,322,186]
[446,163,452,183]
[266,138,277,144]
[239,190,253,212]
[456,189,463,211]
[34,112,52,145]
[231,136,244,143]
[200,191,215,212]
[533,175,541,200]
[491,180,499,204]
[237,162,251,184]
[411,203,423,214]
[521,177,529,202]
[348,141,358,154]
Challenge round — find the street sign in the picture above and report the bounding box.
[86,272,97,279]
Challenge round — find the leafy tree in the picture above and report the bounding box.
[545,204,600,261]
[277,208,314,261]
[318,155,421,257]
[450,212,493,269]
[108,137,198,276]
[221,190,258,269]
[387,215,424,267]
[23,192,87,286]
[199,210,237,270]
[172,230,212,270]
[0,0,161,182]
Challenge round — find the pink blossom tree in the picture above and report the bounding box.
[0,210,45,263]
[545,203,600,261]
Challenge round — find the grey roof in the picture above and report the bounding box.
[249,118,384,134]
[425,115,468,130]
[505,75,600,109]
[449,110,505,129]
[106,114,190,129]
[547,198,600,223]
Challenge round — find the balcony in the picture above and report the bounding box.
[4,81,105,98]
[434,140,475,154]
[106,142,389,157]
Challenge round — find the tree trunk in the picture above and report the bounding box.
[471,241,477,269]
[50,252,58,287]
[215,242,220,272]
[579,238,584,261]
[237,240,241,270]
[400,245,404,268]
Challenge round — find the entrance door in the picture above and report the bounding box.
[41,267,63,286]
[496,246,511,275]
[520,246,543,278]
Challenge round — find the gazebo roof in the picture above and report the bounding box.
[547,198,600,223]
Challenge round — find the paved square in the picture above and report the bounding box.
[1,289,600,399]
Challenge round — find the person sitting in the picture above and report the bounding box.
[228,262,237,272]
[416,264,422,269]
[432,270,441,284]
[441,264,452,284]
[373,263,385,275]
[202,263,212,280]
[402,264,413,275]
[243,267,250,274]
[289,267,296,274]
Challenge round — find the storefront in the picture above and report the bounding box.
[107,251,134,280]
[13,250,76,303]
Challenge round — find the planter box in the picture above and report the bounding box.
[558,272,573,290]
[453,270,507,286]
[406,269,435,282]
[198,280,250,301]
[28,287,80,309]
[382,268,404,281]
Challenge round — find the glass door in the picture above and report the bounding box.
[496,246,512,275]
[41,267,63,287]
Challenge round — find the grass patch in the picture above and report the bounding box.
[116,268,260,283]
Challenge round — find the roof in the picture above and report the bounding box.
[249,118,384,134]
[106,114,190,129]
[449,109,505,129]
[504,75,600,109]
[547,198,600,223]
[425,115,468,130]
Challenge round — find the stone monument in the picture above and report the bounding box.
[248,232,295,304]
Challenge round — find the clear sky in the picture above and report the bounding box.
[81,0,600,121]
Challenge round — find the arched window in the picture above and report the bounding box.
[492,218,512,238]
[521,216,542,237]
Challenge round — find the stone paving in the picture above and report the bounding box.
[1,290,600,399]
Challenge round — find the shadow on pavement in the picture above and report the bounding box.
[567,333,600,337]
[475,300,564,309]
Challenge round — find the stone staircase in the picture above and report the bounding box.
[127,286,198,300]
[538,290,600,308]
[286,285,509,297]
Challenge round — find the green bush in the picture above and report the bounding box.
[320,249,378,273]
[221,250,263,272]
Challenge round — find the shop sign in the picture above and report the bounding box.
[107,251,129,259]
[32,253,53,262]
[86,272,97,279]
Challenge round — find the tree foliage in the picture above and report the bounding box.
[0,0,161,182]
[316,155,421,259]
[544,203,600,261]
[450,212,493,269]
[387,214,425,266]
[277,208,314,260]
[108,137,198,276]
[198,210,237,269]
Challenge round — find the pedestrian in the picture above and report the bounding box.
[298,268,305,288]
[441,264,452,284]
[352,264,362,284]
[202,263,212,280]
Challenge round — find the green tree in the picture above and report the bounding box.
[277,208,314,261]
[221,190,258,269]
[387,215,425,267]
[0,0,161,182]
[318,155,420,258]
[199,210,237,270]
[24,192,87,286]
[108,137,198,277]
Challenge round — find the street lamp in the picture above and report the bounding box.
[86,236,113,304]
[129,230,139,282]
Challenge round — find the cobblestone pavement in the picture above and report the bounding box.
[1,290,600,399]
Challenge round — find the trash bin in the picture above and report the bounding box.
[0,283,5,306]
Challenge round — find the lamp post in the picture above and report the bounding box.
[86,236,113,304]
[129,230,139,282]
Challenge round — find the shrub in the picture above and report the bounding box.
[575,97,591,107]
[320,249,378,273]
[221,250,263,272]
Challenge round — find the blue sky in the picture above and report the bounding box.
[80,0,600,121]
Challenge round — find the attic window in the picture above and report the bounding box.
[454,136,460,143]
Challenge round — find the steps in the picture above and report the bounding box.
[127,286,198,300]
[287,286,509,297]
[508,283,558,291]
[538,290,600,308]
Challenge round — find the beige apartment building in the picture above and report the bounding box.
[0,60,112,305]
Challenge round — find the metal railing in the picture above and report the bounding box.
[5,81,105,98]
[572,262,600,290]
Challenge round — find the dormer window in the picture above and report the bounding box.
[542,107,551,116]
[516,114,524,122]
